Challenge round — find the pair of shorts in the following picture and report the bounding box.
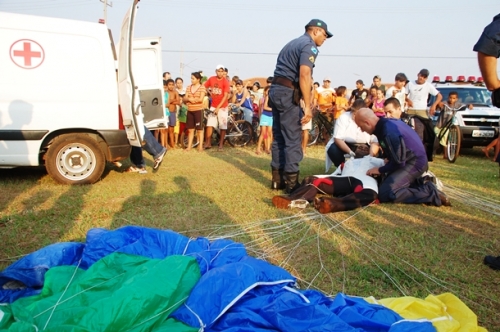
[168,112,177,127]
[259,114,273,127]
[302,119,312,130]
[206,107,228,130]
[186,110,203,131]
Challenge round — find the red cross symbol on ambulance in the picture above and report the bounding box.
[10,39,45,69]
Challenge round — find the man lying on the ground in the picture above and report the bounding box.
[272,155,385,213]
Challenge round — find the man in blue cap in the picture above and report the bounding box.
[270,19,332,194]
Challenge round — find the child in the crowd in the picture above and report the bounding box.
[154,80,170,147]
[372,88,386,117]
[256,86,272,155]
[434,91,473,159]
[166,79,181,149]
[333,86,348,120]
[365,86,378,108]
[175,77,187,146]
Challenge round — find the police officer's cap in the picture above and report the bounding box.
[305,19,333,38]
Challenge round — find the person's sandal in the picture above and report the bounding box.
[125,166,147,174]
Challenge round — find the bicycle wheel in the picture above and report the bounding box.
[307,121,320,146]
[180,129,199,149]
[227,120,252,147]
[446,125,461,163]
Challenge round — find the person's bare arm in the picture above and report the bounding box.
[405,96,413,108]
[173,91,181,105]
[334,138,353,155]
[299,65,312,125]
[477,52,500,91]
[214,92,228,114]
[369,142,380,156]
[429,93,442,115]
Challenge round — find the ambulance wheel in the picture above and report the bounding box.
[46,133,105,184]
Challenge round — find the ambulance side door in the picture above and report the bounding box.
[117,0,145,147]
[132,37,167,130]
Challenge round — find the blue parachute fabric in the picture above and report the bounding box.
[329,293,405,330]
[80,227,211,272]
[171,256,296,329]
[210,286,359,332]
[205,287,435,332]
[203,238,247,269]
[0,242,84,303]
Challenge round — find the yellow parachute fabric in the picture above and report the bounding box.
[365,293,486,332]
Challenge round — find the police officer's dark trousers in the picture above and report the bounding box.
[270,84,303,193]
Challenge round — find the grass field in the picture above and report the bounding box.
[1,144,499,329]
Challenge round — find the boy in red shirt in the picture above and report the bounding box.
[204,64,230,151]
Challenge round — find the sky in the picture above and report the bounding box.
[1,0,499,87]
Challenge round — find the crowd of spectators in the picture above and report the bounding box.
[129,67,497,175]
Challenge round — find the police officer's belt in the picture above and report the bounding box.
[272,76,297,89]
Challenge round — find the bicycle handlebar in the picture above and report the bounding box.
[442,104,467,112]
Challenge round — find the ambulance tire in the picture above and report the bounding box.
[46,133,105,185]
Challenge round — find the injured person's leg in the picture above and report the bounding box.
[314,188,378,214]
[272,176,336,209]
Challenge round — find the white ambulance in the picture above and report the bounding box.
[0,0,163,184]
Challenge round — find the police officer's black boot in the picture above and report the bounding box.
[284,171,300,195]
[271,167,285,190]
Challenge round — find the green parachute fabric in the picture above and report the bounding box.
[0,252,200,332]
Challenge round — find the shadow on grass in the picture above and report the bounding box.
[109,176,255,242]
[206,146,329,190]
[0,184,92,268]
[0,167,46,215]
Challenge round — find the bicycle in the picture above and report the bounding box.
[228,104,255,143]
[434,104,467,163]
[180,108,252,148]
[308,109,334,146]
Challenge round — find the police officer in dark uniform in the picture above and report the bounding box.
[473,13,500,270]
[270,19,332,194]
[473,13,500,165]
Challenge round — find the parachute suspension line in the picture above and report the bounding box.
[126,296,189,331]
[183,303,205,331]
[34,271,127,320]
[182,238,192,255]
[42,258,82,330]
[443,184,500,216]
[0,254,27,262]
[305,228,335,295]
[319,212,409,297]
[318,209,500,316]
[184,194,500,313]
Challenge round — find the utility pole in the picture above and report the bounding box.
[180,48,184,78]
[99,0,112,24]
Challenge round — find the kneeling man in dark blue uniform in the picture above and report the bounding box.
[269,19,332,193]
[355,108,450,206]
